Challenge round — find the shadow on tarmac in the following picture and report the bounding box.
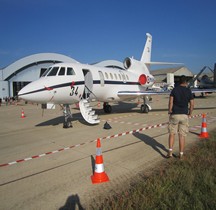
[35,116,64,126]
[91,155,95,175]
[35,113,82,127]
[133,132,168,158]
[34,97,215,127]
[59,194,84,210]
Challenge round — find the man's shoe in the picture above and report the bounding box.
[179,153,184,160]
[166,151,173,158]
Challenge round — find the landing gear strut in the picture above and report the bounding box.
[140,96,151,113]
[103,102,112,113]
[63,104,73,128]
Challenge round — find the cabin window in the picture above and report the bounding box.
[47,67,59,76]
[67,67,75,75]
[105,72,109,79]
[126,74,129,80]
[110,73,113,80]
[118,74,122,80]
[58,67,65,76]
[114,73,117,80]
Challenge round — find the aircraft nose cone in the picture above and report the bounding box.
[18,80,53,103]
[18,88,24,96]
[18,86,30,101]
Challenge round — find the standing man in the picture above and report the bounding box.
[167,75,194,159]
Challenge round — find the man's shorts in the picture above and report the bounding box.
[168,114,189,136]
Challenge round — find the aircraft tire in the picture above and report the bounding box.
[63,121,72,128]
[104,105,112,113]
[141,104,149,113]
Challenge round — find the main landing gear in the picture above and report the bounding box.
[63,104,73,128]
[140,96,152,113]
[103,102,112,113]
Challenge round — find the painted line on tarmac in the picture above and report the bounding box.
[189,116,216,131]
[103,113,138,121]
[101,113,166,127]
[0,113,204,168]
[101,119,148,127]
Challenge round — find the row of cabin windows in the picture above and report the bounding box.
[42,67,75,77]
[42,66,130,81]
[104,72,129,81]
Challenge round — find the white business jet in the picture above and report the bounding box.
[17,33,193,128]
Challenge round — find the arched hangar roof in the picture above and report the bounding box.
[93,60,124,69]
[2,53,78,81]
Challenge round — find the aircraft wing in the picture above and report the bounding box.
[117,90,170,100]
[191,88,216,93]
[118,88,216,100]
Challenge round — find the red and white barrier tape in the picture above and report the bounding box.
[0,113,205,168]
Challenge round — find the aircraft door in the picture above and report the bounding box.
[98,71,105,87]
[82,69,93,99]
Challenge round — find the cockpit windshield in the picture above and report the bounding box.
[41,67,52,77]
[47,67,59,76]
[41,66,76,77]
[67,67,75,75]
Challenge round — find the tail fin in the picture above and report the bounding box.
[141,33,182,66]
[140,33,152,63]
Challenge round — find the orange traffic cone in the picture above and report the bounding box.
[21,109,25,118]
[199,113,209,138]
[91,139,109,184]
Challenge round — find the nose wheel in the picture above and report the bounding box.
[103,102,112,113]
[63,104,73,128]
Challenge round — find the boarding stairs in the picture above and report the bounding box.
[79,99,100,124]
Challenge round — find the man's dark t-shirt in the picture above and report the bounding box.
[170,86,194,115]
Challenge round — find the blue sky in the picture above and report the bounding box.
[0,0,216,73]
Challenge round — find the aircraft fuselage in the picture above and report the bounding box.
[18,62,155,104]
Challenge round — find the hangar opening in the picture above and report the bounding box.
[13,81,30,97]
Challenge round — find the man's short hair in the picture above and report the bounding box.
[179,75,187,84]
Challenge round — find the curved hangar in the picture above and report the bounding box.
[0,53,79,98]
[0,53,123,98]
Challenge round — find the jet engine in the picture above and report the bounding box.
[123,57,155,87]
[123,57,143,70]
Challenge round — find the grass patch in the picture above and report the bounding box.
[90,129,216,210]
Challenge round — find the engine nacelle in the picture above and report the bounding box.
[123,57,143,70]
[123,57,155,87]
[123,57,132,69]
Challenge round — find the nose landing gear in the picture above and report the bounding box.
[63,104,73,128]
[103,102,112,113]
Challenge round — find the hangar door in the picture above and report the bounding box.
[13,81,30,97]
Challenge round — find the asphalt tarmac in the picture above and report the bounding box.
[0,94,216,209]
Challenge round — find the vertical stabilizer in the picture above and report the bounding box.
[140,33,152,63]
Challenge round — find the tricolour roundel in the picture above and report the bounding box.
[139,74,147,85]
